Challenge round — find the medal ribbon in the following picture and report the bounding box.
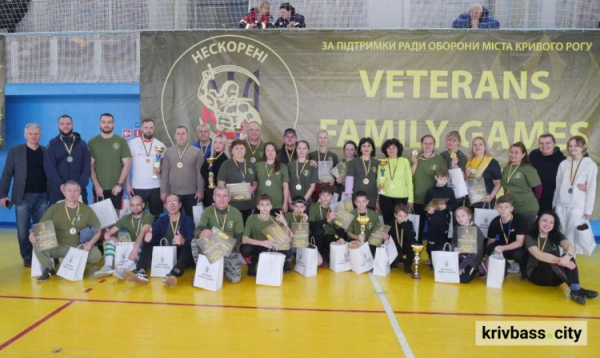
[506,164,520,184]
[319,205,330,221]
[169,214,180,237]
[569,158,583,187]
[296,160,308,183]
[143,139,153,159]
[394,221,404,247]
[213,206,229,231]
[500,216,512,244]
[247,139,261,156]
[234,159,248,179]
[265,162,275,178]
[131,216,142,236]
[362,158,372,178]
[537,236,548,251]
[64,203,79,227]
[176,143,190,162]
[60,135,74,157]
[389,158,398,181]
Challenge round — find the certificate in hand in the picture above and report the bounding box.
[227,182,252,201]
[291,222,309,248]
[333,208,355,230]
[457,226,478,254]
[331,161,348,179]
[34,221,58,252]
[197,227,237,264]
[368,223,391,247]
[466,177,487,204]
[318,161,334,182]
[262,223,291,250]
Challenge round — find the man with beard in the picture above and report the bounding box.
[278,127,297,165]
[160,126,204,217]
[244,121,265,164]
[193,123,212,161]
[125,118,165,219]
[88,113,132,212]
[44,115,91,204]
[95,195,154,278]
[0,123,48,267]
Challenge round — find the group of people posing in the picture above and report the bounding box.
[0,114,596,304]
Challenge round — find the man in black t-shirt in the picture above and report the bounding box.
[485,196,528,279]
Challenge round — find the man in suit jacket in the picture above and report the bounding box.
[0,123,48,267]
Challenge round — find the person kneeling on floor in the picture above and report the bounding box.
[192,186,244,283]
[96,195,154,278]
[241,194,293,277]
[524,211,597,305]
[123,194,194,285]
[30,181,102,282]
[451,206,486,284]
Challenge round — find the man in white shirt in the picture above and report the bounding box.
[126,118,166,219]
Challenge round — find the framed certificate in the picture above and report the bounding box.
[34,221,58,252]
[227,182,252,201]
[466,178,487,204]
[457,226,478,254]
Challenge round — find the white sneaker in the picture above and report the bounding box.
[507,262,520,274]
[94,265,116,278]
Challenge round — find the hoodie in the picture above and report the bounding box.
[529,147,566,211]
[452,5,500,29]
[553,156,597,215]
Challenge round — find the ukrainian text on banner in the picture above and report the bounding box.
[140,30,600,211]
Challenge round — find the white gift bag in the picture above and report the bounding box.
[294,244,318,277]
[193,202,204,227]
[89,199,119,229]
[487,253,506,288]
[432,244,460,283]
[329,242,351,273]
[256,250,286,286]
[385,241,399,265]
[31,253,54,277]
[193,255,224,291]
[349,242,374,274]
[408,209,421,241]
[448,168,468,198]
[151,238,178,277]
[474,206,498,237]
[57,245,88,281]
[115,241,136,272]
[574,222,596,256]
[373,246,390,277]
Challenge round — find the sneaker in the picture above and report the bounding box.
[247,264,257,277]
[37,268,56,283]
[580,288,598,299]
[113,270,125,280]
[570,290,586,305]
[283,260,291,273]
[23,259,32,268]
[507,262,520,274]
[124,269,149,284]
[94,265,115,278]
[163,274,177,286]
[478,263,487,278]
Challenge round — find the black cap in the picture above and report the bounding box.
[283,128,297,137]
[292,196,307,206]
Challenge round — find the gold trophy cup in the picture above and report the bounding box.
[378,159,388,195]
[152,146,166,178]
[356,215,370,242]
[207,156,216,189]
[411,244,424,279]
[234,124,242,139]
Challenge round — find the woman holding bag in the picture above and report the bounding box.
[525,211,597,304]
[553,136,597,246]
[465,136,502,208]
[501,142,542,230]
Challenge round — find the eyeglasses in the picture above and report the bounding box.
[166,201,180,205]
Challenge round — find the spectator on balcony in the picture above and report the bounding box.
[274,2,305,28]
[452,3,499,29]
[239,1,273,29]
[0,0,30,33]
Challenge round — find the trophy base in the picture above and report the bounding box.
[412,272,421,279]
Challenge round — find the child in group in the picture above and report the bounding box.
[424,168,457,267]
[347,191,386,255]
[283,196,323,266]
[309,184,345,267]
[388,204,418,274]
[240,194,293,277]
[451,206,486,284]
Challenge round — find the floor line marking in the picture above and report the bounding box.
[83,288,92,293]
[0,295,599,320]
[0,300,75,351]
[369,273,414,358]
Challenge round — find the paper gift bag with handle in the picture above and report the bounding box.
[373,246,390,277]
[193,254,224,291]
[486,252,506,288]
[256,249,286,286]
[432,243,460,284]
[349,241,373,274]
[294,238,318,277]
[329,241,351,273]
[57,245,88,281]
[151,238,178,277]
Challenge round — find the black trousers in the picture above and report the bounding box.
[460,264,477,283]
[426,221,449,262]
[178,194,197,218]
[485,242,528,278]
[311,222,346,261]
[390,230,416,268]
[379,195,408,225]
[133,187,163,218]
[239,244,292,265]
[529,260,579,287]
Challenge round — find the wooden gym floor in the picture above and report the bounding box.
[0,229,599,357]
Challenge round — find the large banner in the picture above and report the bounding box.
[141,30,600,210]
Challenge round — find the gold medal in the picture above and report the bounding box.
[177,162,183,169]
[266,180,272,186]
[363,178,369,185]
[450,152,457,159]
[146,158,150,163]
